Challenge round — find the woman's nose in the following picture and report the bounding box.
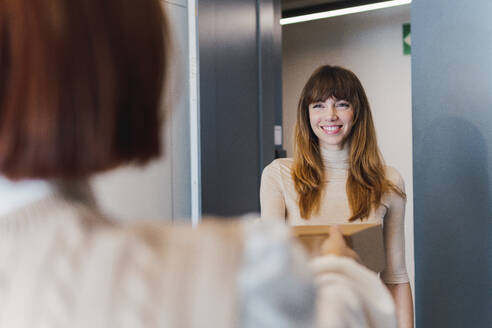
[326,105,338,121]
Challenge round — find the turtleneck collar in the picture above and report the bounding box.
[320,143,350,170]
[319,143,350,182]
[0,176,95,217]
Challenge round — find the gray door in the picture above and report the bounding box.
[198,0,282,217]
[412,1,492,327]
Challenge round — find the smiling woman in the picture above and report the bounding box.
[260,65,414,327]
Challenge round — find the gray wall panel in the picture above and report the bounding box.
[259,0,282,168]
[199,0,281,216]
[198,0,219,215]
[412,1,492,327]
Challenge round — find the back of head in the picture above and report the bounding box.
[0,0,169,180]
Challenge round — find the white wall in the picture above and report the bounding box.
[282,5,414,289]
[91,0,191,223]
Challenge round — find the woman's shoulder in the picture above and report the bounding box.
[262,158,294,178]
[384,165,405,191]
[261,158,295,189]
[266,157,294,168]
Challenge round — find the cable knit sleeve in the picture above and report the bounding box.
[380,167,409,284]
[310,255,396,328]
[260,160,286,221]
[238,219,316,328]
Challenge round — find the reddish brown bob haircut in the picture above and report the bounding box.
[0,0,169,179]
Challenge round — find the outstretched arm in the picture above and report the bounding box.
[312,226,397,328]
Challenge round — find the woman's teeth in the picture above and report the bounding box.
[322,126,341,132]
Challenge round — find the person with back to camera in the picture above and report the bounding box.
[260,65,414,327]
[0,1,397,327]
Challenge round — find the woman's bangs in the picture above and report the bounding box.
[306,70,358,105]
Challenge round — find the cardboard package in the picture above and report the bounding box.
[292,224,385,273]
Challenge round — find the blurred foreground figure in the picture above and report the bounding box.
[0,0,396,327]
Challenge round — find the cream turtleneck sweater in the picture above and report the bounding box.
[260,146,409,284]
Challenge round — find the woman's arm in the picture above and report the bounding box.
[259,161,286,220]
[381,167,414,327]
[386,282,414,328]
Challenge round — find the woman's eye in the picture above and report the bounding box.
[336,102,350,109]
[312,103,323,109]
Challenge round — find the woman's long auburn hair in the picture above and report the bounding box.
[292,65,405,221]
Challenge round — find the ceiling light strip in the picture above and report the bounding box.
[280,0,411,25]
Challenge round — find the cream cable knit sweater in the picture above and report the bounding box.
[0,181,396,328]
[0,194,245,328]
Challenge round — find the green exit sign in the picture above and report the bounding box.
[403,23,411,55]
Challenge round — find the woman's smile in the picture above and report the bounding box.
[321,125,343,134]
